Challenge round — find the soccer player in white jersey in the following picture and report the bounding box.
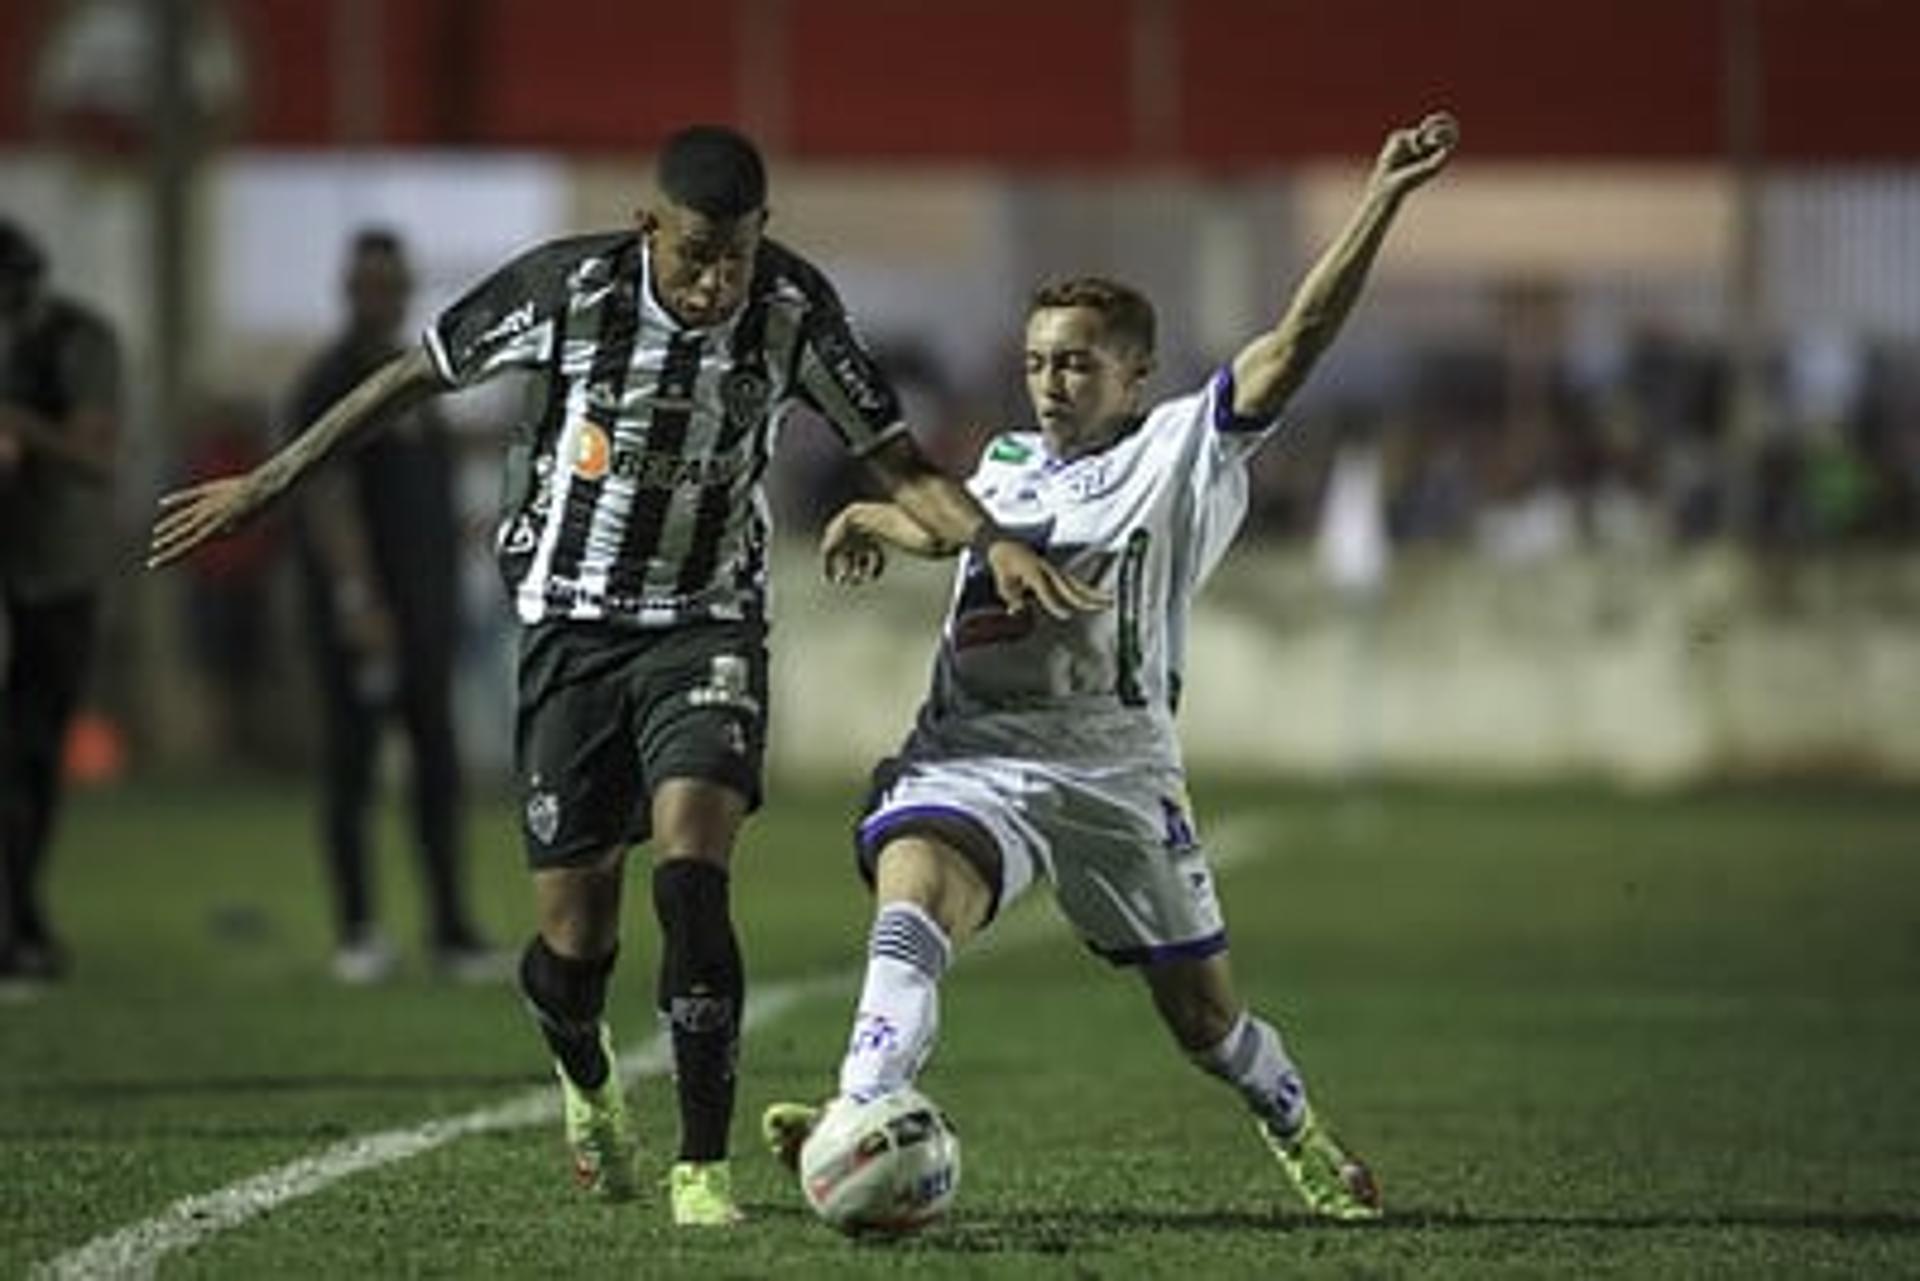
[766,114,1458,1220]
[149,126,1103,1227]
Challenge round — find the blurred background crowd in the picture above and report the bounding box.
[2,0,1916,786]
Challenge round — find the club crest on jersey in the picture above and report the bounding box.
[720,367,771,431]
[1061,456,1117,501]
[572,421,612,480]
[988,437,1032,464]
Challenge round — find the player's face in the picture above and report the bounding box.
[1024,306,1147,454]
[644,202,765,329]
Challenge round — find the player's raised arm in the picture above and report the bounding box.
[148,346,442,568]
[1231,112,1457,424]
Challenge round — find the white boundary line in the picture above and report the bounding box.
[36,816,1270,1279]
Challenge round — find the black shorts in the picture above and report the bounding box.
[515,618,769,868]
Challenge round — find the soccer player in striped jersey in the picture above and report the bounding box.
[765,115,1457,1221]
[150,126,1104,1226]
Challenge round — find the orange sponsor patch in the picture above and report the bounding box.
[573,421,611,480]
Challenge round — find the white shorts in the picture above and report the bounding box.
[856,750,1227,966]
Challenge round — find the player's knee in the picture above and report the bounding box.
[875,837,990,943]
[649,778,746,862]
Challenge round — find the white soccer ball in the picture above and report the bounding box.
[799,1087,961,1236]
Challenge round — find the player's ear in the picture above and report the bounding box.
[1131,349,1156,386]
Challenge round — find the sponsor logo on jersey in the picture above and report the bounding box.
[720,366,772,432]
[572,421,612,479]
[812,326,891,415]
[610,448,743,489]
[474,301,536,350]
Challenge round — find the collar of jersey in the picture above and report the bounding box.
[636,238,742,337]
[1039,413,1147,472]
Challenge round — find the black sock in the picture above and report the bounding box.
[519,936,617,1089]
[652,859,743,1163]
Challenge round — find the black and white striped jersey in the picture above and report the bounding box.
[423,232,906,627]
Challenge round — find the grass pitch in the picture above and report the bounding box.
[4,778,1917,1278]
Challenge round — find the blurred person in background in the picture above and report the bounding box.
[287,229,499,986]
[0,216,121,988]
[149,126,1101,1227]
[179,395,282,762]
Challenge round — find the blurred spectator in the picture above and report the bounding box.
[0,216,121,988]
[287,229,500,984]
[179,395,281,760]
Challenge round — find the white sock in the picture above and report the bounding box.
[1191,1011,1309,1138]
[836,902,952,1102]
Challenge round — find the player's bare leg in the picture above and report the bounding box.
[522,845,637,1199]
[1142,954,1381,1219]
[649,777,749,1226]
[765,832,992,1172]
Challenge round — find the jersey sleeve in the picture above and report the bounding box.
[789,277,907,456]
[422,239,578,389]
[1203,364,1284,467]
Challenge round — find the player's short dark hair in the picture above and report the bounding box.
[657,125,767,221]
[1029,276,1156,359]
[0,216,47,284]
[350,226,406,261]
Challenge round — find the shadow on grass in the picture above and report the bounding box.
[784,1205,1920,1256]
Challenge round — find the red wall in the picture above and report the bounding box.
[4,0,1914,162]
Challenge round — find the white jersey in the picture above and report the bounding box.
[913,367,1278,768]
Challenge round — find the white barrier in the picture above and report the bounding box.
[764,543,1920,784]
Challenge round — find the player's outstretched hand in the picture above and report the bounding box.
[985,539,1111,620]
[822,500,962,586]
[148,473,264,569]
[822,504,890,586]
[1371,111,1458,199]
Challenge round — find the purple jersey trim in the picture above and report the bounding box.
[1210,366,1276,435]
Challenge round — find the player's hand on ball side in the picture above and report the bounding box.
[985,539,1111,620]
[149,474,267,569]
[1371,111,1458,198]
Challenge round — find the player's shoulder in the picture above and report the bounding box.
[491,230,638,300]
[756,237,843,311]
[1144,378,1215,430]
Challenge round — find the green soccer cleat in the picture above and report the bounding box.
[761,1099,823,1173]
[557,1024,638,1200]
[1260,1105,1383,1221]
[669,1160,745,1226]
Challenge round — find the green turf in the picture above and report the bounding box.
[3,779,1917,1278]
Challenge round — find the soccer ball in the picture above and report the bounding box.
[798,1087,961,1236]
